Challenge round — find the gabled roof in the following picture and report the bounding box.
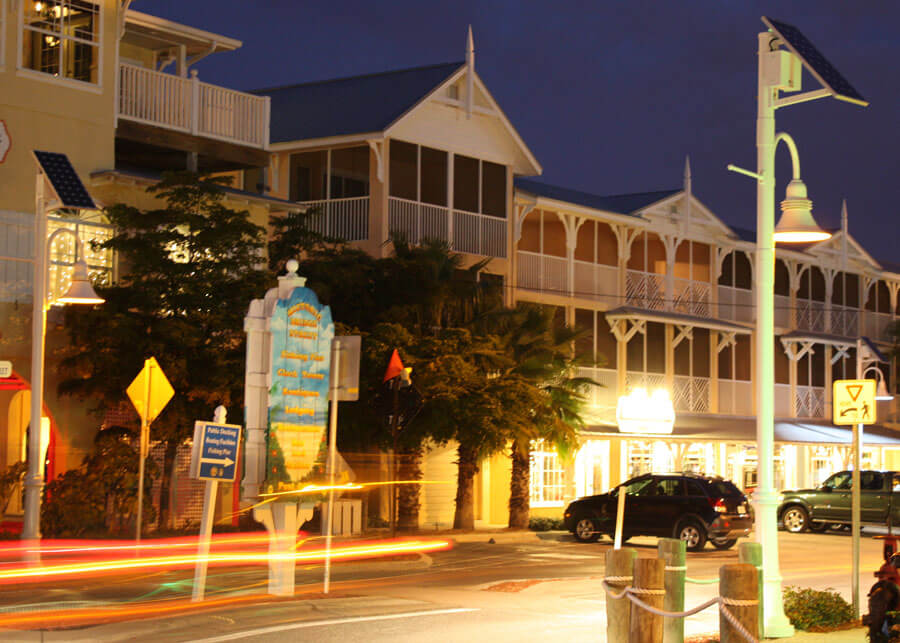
[514,178,679,216]
[253,62,464,144]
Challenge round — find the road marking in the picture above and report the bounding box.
[190,607,480,641]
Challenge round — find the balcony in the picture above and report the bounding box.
[297,197,369,242]
[517,251,567,296]
[117,63,269,150]
[387,197,506,258]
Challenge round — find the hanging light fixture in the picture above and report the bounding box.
[56,256,104,305]
[773,178,832,243]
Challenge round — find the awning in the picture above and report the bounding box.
[583,414,900,446]
[605,306,754,335]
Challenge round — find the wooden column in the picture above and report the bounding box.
[605,548,637,643]
[719,563,759,643]
[630,557,665,643]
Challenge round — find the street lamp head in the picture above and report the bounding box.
[56,258,104,305]
[774,178,832,243]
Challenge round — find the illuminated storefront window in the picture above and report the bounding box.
[47,213,113,302]
[529,441,565,507]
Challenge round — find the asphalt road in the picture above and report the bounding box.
[0,529,885,642]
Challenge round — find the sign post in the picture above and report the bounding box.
[126,357,174,544]
[190,407,241,601]
[834,375,877,618]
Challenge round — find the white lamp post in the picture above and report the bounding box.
[728,18,867,636]
[22,174,104,543]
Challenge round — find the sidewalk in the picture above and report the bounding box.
[779,628,867,642]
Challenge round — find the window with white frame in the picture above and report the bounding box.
[21,0,101,84]
[529,441,565,506]
[47,213,113,302]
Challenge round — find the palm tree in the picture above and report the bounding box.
[482,304,595,529]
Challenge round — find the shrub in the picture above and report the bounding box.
[529,517,564,531]
[783,585,854,631]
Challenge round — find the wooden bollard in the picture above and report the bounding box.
[738,541,763,637]
[659,538,686,643]
[719,563,759,643]
[630,557,665,643]
[605,548,637,643]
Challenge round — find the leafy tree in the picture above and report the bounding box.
[58,172,269,529]
[42,427,157,537]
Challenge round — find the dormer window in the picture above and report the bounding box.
[21,0,100,84]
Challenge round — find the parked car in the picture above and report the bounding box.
[778,470,900,533]
[562,473,753,551]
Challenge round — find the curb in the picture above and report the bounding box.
[450,531,540,544]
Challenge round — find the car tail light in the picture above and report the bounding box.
[712,498,728,513]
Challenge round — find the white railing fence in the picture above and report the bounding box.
[673,375,710,413]
[795,385,826,418]
[718,380,754,416]
[388,197,449,246]
[796,300,826,333]
[297,197,369,242]
[573,260,618,305]
[774,384,791,417]
[625,371,666,394]
[717,285,755,323]
[829,305,859,337]
[516,251,567,295]
[673,278,711,316]
[626,270,665,311]
[577,367,618,421]
[453,210,507,258]
[118,64,269,148]
[864,311,894,342]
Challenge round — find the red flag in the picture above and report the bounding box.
[383,349,405,382]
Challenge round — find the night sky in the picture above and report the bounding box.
[132,1,899,263]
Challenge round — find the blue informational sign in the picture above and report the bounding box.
[192,422,242,482]
[267,285,334,490]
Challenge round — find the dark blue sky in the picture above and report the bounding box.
[133,1,899,263]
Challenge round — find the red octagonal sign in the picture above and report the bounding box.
[0,120,9,164]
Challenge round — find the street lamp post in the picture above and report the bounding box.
[22,174,104,543]
[729,18,867,636]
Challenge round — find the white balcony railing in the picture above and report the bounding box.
[118,63,269,148]
[673,375,710,413]
[719,380,753,416]
[453,210,507,258]
[625,371,666,394]
[626,270,665,311]
[387,198,507,258]
[577,367,617,423]
[774,383,791,417]
[795,385,826,418]
[830,305,859,337]
[717,285,755,323]
[297,197,369,241]
[673,278,711,317]
[516,251,567,295]
[774,294,790,328]
[388,197,450,245]
[796,300,826,333]
[864,311,894,342]
[573,260,619,305]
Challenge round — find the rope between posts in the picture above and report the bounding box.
[600,581,760,643]
[664,565,687,571]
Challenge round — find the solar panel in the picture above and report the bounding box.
[32,150,96,209]
[762,17,867,106]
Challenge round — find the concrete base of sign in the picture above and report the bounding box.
[253,500,316,596]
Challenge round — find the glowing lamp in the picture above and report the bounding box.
[55,258,104,305]
[773,178,831,243]
[616,388,675,434]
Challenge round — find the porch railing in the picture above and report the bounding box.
[864,311,894,342]
[516,251,567,295]
[718,380,753,416]
[717,285,754,323]
[673,278,711,316]
[386,198,507,258]
[118,63,269,148]
[673,375,710,413]
[795,385,826,418]
[625,371,666,394]
[796,300,826,333]
[625,270,665,311]
[296,197,369,241]
[573,260,618,305]
[830,305,859,337]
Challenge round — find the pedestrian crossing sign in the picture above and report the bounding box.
[833,379,876,425]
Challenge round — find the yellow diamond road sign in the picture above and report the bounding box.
[127,357,175,425]
[833,379,876,426]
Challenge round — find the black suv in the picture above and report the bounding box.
[563,473,753,551]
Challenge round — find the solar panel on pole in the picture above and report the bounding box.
[762,17,868,106]
[32,150,96,209]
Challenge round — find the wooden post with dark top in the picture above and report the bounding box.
[630,557,665,643]
[659,538,685,643]
[605,548,637,643]
[719,563,759,643]
[738,541,764,636]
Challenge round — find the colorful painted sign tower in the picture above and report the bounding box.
[267,285,334,489]
[242,260,333,502]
